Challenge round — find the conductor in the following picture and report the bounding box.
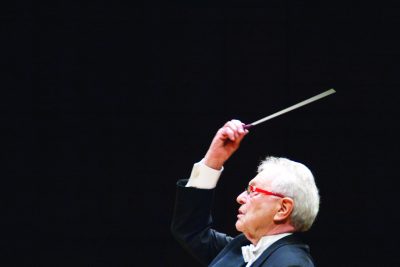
[171,119,320,266]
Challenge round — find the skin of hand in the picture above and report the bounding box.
[204,119,249,170]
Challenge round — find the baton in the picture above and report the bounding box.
[244,88,336,129]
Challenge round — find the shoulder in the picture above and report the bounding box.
[258,234,315,267]
[267,243,315,267]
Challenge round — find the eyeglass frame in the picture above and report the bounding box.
[246,184,285,198]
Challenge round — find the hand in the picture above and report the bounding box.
[204,119,249,170]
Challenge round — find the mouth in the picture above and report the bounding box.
[237,209,245,218]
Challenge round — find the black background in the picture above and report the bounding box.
[3,1,400,266]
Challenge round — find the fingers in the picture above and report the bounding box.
[221,119,249,141]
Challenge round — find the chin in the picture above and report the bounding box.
[235,220,243,232]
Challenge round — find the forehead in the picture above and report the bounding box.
[249,170,274,188]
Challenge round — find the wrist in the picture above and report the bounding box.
[204,156,224,170]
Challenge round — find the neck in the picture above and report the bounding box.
[245,225,295,245]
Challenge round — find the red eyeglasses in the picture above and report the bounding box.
[246,185,285,198]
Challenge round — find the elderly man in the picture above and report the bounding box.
[171,120,320,266]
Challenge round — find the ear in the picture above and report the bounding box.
[273,197,294,223]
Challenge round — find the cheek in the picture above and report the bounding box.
[247,201,275,223]
[241,205,261,224]
[246,209,262,223]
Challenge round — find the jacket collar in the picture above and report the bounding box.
[250,234,308,266]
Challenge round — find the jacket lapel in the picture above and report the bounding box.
[250,234,304,267]
[209,234,250,267]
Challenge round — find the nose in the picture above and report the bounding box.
[236,191,247,205]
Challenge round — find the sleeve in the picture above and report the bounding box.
[170,179,233,266]
[185,159,223,189]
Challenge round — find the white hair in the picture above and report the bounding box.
[257,156,320,232]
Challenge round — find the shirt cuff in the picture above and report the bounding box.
[185,159,223,189]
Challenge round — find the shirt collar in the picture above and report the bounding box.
[241,233,292,263]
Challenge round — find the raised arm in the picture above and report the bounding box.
[171,119,249,265]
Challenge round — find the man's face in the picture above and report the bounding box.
[235,171,282,240]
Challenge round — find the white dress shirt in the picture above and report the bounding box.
[241,233,292,266]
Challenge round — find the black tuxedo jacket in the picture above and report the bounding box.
[171,180,315,267]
